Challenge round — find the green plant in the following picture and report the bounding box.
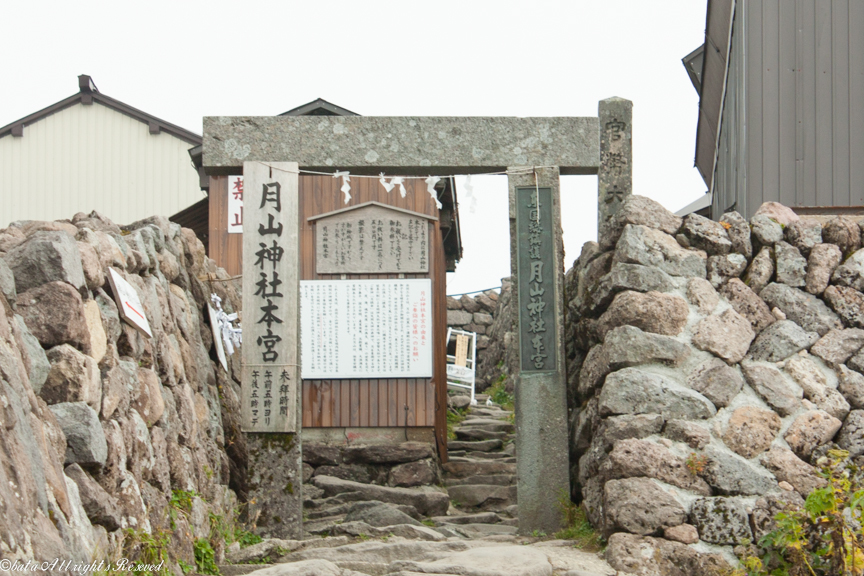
[447,406,467,440]
[234,529,263,548]
[121,528,172,576]
[531,530,547,538]
[553,491,603,551]
[686,452,709,476]
[193,538,219,575]
[357,533,370,541]
[422,519,436,527]
[486,377,514,411]
[178,560,194,575]
[734,449,864,575]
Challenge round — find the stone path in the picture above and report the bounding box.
[215,397,618,575]
[436,395,520,538]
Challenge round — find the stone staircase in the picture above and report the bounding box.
[435,394,519,537]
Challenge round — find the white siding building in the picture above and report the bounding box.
[0,75,203,226]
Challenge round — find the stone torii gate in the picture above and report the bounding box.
[202,97,632,535]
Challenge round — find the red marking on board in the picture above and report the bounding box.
[125,302,145,320]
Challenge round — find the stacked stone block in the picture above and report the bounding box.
[0,211,245,572]
[566,197,864,572]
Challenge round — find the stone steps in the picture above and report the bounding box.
[430,511,502,525]
[447,439,503,452]
[454,428,509,441]
[444,474,516,487]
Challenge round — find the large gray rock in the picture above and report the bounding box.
[64,464,122,530]
[303,443,343,466]
[690,497,752,545]
[832,248,864,291]
[599,195,683,251]
[578,326,690,398]
[612,224,707,278]
[664,420,711,449]
[741,362,803,416]
[447,484,514,509]
[48,402,107,466]
[785,219,822,256]
[702,445,778,496]
[744,246,775,293]
[822,216,862,254]
[839,366,864,409]
[16,281,92,352]
[760,283,842,336]
[598,438,711,495]
[750,214,784,245]
[686,277,719,315]
[754,202,800,226]
[586,263,675,312]
[344,442,433,465]
[706,253,748,287]
[605,532,731,576]
[13,314,50,392]
[343,501,422,527]
[388,460,437,488]
[823,286,864,328]
[852,348,864,375]
[784,410,842,459]
[775,241,807,287]
[687,358,744,408]
[603,477,686,536]
[785,356,850,419]
[681,213,732,255]
[806,243,843,295]
[594,414,664,452]
[596,291,690,339]
[311,476,449,516]
[446,310,473,326]
[810,328,864,365]
[722,406,781,458]
[692,309,755,364]
[40,344,101,410]
[719,278,775,334]
[747,320,819,362]
[0,257,16,307]
[838,410,864,457]
[3,231,86,293]
[720,211,753,260]
[761,446,826,497]
[599,368,716,419]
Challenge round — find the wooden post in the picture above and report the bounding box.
[241,161,303,538]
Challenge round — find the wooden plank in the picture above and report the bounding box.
[432,219,448,458]
[407,380,416,426]
[369,378,379,427]
[831,0,851,206]
[814,0,834,204]
[426,380,436,427]
[302,383,311,428]
[340,381,350,427]
[359,381,370,427]
[415,379,426,428]
[350,380,360,427]
[797,0,817,206]
[778,0,797,206]
[332,380,341,428]
[850,0,864,205]
[240,161,300,433]
[378,381,388,426]
[388,379,398,427]
[762,0,781,202]
[321,381,332,427]
[747,0,764,211]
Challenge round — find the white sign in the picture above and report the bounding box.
[228,175,243,233]
[207,304,228,372]
[447,364,473,381]
[107,268,153,338]
[300,279,433,379]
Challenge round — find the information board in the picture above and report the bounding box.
[312,203,430,274]
[107,268,153,338]
[300,279,432,379]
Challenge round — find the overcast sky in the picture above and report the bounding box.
[1,0,708,295]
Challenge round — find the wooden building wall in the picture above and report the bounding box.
[707,0,864,217]
[209,174,447,450]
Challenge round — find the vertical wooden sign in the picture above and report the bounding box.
[241,162,300,433]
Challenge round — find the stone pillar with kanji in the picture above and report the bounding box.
[597,97,633,237]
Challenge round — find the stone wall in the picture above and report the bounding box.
[445,289,500,392]
[0,211,245,572]
[566,196,864,568]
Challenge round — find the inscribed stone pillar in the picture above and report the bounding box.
[597,97,633,237]
[241,161,303,538]
[508,166,569,534]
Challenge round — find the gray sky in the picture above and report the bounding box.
[1,0,708,294]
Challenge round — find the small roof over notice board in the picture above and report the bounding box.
[309,202,437,275]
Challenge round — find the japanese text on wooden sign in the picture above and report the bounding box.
[300,279,432,379]
[241,163,299,433]
[314,204,429,274]
[515,187,557,372]
[228,175,244,233]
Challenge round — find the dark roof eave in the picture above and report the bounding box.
[0,90,202,146]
